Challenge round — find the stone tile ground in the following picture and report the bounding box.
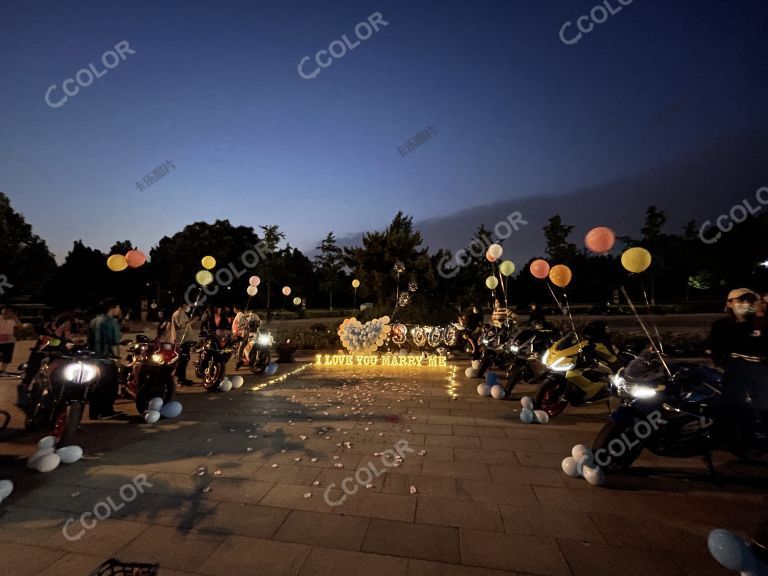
[1,361,766,575]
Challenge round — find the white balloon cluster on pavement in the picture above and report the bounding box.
[475,372,506,400]
[144,397,184,423]
[465,359,481,378]
[26,436,83,473]
[519,396,549,424]
[561,444,605,486]
[338,316,392,354]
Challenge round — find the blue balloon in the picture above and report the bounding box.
[707,529,760,572]
[520,408,534,424]
[485,372,498,385]
[160,401,183,419]
[264,362,278,376]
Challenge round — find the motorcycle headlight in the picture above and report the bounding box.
[257,334,272,346]
[629,385,657,399]
[63,362,99,384]
[151,353,165,365]
[510,344,520,353]
[542,351,574,372]
[610,374,626,390]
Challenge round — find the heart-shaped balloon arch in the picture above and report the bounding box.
[338,316,392,354]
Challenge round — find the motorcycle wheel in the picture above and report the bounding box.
[203,361,225,391]
[534,375,570,417]
[477,353,493,378]
[135,377,176,413]
[505,364,522,394]
[591,419,645,473]
[249,350,271,374]
[54,402,83,448]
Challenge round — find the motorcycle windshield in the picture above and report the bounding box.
[624,350,664,382]
[555,332,579,351]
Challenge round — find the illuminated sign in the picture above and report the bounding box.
[315,354,447,368]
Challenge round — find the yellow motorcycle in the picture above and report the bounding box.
[534,321,633,417]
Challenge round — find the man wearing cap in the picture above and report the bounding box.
[709,288,768,451]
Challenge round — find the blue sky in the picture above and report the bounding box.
[1,0,766,261]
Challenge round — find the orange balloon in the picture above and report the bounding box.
[530,259,550,279]
[549,264,573,288]
[125,249,146,268]
[585,227,616,254]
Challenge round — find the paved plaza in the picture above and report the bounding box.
[1,359,766,576]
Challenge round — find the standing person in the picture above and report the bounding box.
[709,288,768,451]
[232,305,248,369]
[88,299,124,419]
[170,305,190,344]
[0,307,21,374]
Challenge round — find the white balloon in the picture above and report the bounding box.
[56,445,83,464]
[28,447,54,469]
[144,410,161,424]
[571,444,591,460]
[471,360,481,370]
[148,397,164,411]
[35,453,61,473]
[219,378,233,392]
[160,401,183,419]
[465,367,478,378]
[491,385,505,400]
[520,396,534,410]
[37,436,55,450]
[533,410,549,424]
[561,456,579,477]
[0,479,13,502]
[476,383,491,397]
[520,408,534,424]
[575,452,594,476]
[230,375,244,389]
[582,464,605,486]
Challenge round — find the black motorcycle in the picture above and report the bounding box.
[593,349,766,473]
[241,327,273,374]
[122,335,178,412]
[195,329,233,390]
[475,322,519,377]
[503,324,562,394]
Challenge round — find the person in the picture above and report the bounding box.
[528,302,547,326]
[156,310,169,339]
[709,288,768,451]
[170,305,190,343]
[88,298,124,419]
[491,298,516,329]
[0,307,21,373]
[232,305,248,368]
[466,304,483,332]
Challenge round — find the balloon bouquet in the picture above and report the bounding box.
[106,249,147,272]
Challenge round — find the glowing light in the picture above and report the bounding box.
[314,354,448,368]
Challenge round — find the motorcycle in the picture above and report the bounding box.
[21,336,106,447]
[122,335,178,412]
[241,327,273,373]
[503,324,562,394]
[195,329,233,390]
[592,349,766,473]
[534,321,634,417]
[475,321,519,377]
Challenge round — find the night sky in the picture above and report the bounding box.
[1,0,767,262]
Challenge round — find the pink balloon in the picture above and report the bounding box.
[585,227,616,254]
[529,259,550,280]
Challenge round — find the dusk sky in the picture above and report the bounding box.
[1,0,767,262]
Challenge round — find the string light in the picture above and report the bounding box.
[248,363,312,392]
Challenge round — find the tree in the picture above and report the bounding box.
[314,232,344,310]
[259,225,286,314]
[543,215,576,262]
[109,240,134,255]
[0,192,57,300]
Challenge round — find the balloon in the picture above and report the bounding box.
[485,276,499,290]
[471,360,481,370]
[529,259,550,279]
[160,401,183,418]
[249,275,261,287]
[499,260,515,276]
[561,457,579,477]
[38,436,56,450]
[0,480,13,502]
[485,372,498,386]
[144,410,161,423]
[196,270,214,286]
[282,286,291,296]
[35,453,61,473]
[491,385,505,399]
[107,254,128,272]
[486,252,497,263]
[219,379,232,392]
[708,529,760,572]
[265,363,278,375]
[125,250,147,268]
[293,297,301,306]
[585,227,616,254]
[582,464,605,486]
[520,396,534,410]
[148,397,164,412]
[621,247,652,273]
[230,375,244,389]
[476,384,491,397]
[352,279,360,288]
[571,444,590,460]
[465,367,478,378]
[381,316,391,324]
[201,256,216,270]
[487,243,503,260]
[28,447,54,469]
[534,410,550,424]
[549,264,572,288]
[247,285,258,297]
[520,408,534,424]
[56,445,83,464]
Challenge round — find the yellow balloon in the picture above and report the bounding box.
[201,256,216,270]
[621,247,652,273]
[485,276,499,290]
[549,264,572,288]
[107,254,128,272]
[195,270,214,286]
[352,279,360,288]
[499,260,515,277]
